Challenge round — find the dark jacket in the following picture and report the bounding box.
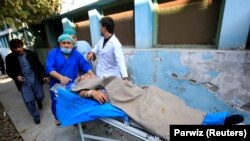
[5,49,46,91]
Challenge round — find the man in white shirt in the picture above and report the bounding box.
[87,17,129,81]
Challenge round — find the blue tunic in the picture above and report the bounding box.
[46,47,92,87]
[46,47,92,119]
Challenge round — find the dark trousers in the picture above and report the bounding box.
[21,81,44,120]
[25,101,40,119]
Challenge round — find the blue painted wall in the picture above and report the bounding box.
[217,0,250,49]
[126,49,250,124]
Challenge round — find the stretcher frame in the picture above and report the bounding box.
[78,118,163,141]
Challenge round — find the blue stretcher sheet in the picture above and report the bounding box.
[55,88,127,126]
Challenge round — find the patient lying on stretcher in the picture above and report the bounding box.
[62,74,245,140]
[76,75,109,104]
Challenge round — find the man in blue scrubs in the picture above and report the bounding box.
[46,34,95,125]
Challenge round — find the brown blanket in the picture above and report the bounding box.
[71,76,206,140]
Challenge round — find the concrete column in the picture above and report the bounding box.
[134,0,154,48]
[88,9,102,46]
[61,18,75,31]
[217,0,250,49]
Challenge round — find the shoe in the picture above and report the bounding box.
[37,100,43,110]
[224,114,244,125]
[34,117,41,124]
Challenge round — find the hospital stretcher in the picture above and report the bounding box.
[52,85,164,141]
[78,118,162,141]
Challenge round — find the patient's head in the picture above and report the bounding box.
[76,73,94,83]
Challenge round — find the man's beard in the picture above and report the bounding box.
[16,51,24,56]
[17,53,24,56]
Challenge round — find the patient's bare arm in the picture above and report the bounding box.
[79,89,109,104]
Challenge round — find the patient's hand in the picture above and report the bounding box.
[59,76,72,85]
[92,90,109,104]
[79,89,109,104]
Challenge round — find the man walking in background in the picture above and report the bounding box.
[5,39,48,124]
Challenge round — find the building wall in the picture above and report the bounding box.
[75,20,92,46]
[157,0,221,45]
[107,11,135,46]
[74,10,135,47]
[124,48,250,123]
[0,30,12,60]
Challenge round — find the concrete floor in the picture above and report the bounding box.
[0,74,142,141]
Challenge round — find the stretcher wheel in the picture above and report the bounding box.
[104,124,113,135]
